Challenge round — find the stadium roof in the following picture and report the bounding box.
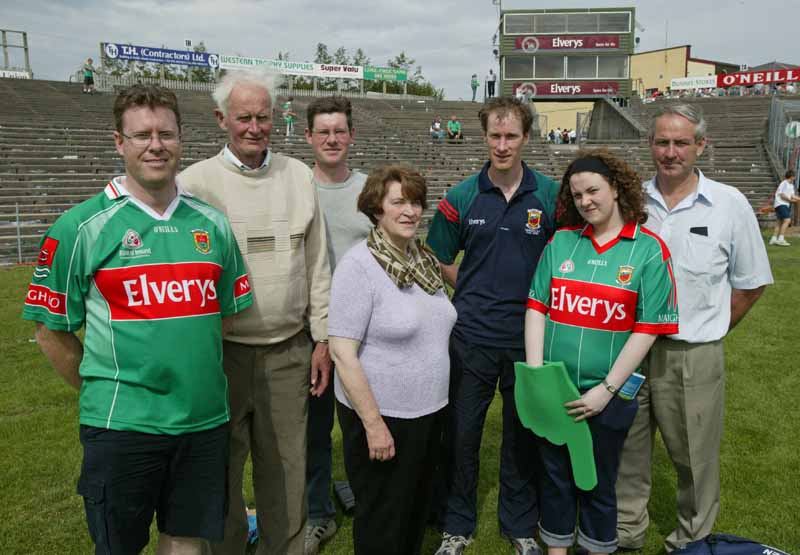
[633,44,738,68]
[749,61,800,71]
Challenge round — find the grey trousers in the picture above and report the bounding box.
[207,333,311,555]
[615,337,725,552]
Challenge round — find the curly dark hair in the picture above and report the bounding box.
[557,148,647,227]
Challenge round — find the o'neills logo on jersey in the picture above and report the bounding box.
[25,284,67,315]
[549,277,637,332]
[94,262,223,321]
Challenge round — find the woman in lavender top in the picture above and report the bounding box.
[328,165,456,555]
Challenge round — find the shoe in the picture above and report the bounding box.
[435,532,473,555]
[769,236,778,245]
[304,519,337,555]
[777,239,791,246]
[508,536,543,555]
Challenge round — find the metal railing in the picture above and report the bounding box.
[94,73,432,101]
[767,96,800,178]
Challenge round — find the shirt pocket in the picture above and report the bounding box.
[673,234,725,308]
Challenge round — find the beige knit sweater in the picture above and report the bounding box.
[179,150,330,345]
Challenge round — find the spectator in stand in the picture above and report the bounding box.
[568,129,577,144]
[486,69,497,98]
[548,129,556,143]
[329,165,455,555]
[430,116,445,142]
[561,129,569,144]
[554,127,563,145]
[283,96,297,137]
[471,74,480,102]
[82,58,96,94]
[769,170,800,246]
[447,115,463,142]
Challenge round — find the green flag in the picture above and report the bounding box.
[514,360,598,491]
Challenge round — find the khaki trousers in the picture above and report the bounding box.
[208,333,311,555]
[615,338,725,552]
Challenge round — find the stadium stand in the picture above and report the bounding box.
[0,78,778,263]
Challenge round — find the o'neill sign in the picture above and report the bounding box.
[717,69,800,88]
[515,35,620,52]
[513,81,620,97]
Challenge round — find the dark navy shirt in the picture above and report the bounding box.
[427,162,559,348]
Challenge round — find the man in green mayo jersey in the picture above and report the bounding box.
[23,84,253,555]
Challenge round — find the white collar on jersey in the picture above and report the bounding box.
[104,176,189,221]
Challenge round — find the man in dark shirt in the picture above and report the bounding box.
[427,96,559,555]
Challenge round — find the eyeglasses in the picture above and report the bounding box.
[312,129,350,140]
[121,131,180,148]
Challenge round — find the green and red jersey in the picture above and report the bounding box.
[23,177,253,435]
[527,222,678,390]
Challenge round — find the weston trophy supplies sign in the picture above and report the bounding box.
[219,55,316,76]
[103,42,220,68]
[514,35,620,52]
[513,81,620,97]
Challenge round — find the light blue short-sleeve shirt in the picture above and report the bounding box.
[643,170,773,343]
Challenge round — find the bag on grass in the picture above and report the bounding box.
[671,534,790,555]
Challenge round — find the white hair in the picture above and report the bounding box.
[212,68,284,116]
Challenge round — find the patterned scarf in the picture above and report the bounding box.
[367,227,445,295]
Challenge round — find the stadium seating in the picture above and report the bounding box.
[0,78,778,263]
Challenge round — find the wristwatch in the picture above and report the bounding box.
[602,379,618,396]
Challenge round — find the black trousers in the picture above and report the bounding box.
[338,402,444,555]
[441,336,540,538]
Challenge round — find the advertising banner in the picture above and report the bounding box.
[219,55,316,76]
[103,42,219,68]
[317,63,363,79]
[717,68,800,87]
[513,81,619,97]
[514,35,620,52]
[0,69,31,79]
[363,66,408,82]
[670,75,717,90]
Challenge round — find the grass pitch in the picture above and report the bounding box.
[1,240,798,554]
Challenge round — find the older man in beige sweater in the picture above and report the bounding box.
[180,69,331,555]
